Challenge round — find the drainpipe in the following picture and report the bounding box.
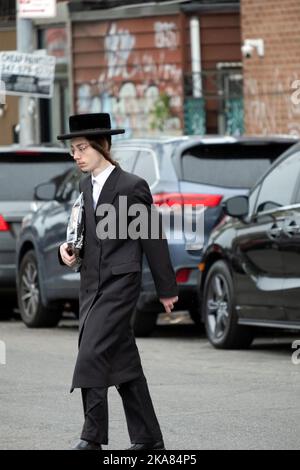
[17,16,37,145]
[189,17,202,98]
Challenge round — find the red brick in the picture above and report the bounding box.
[241,0,300,135]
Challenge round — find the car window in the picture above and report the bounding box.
[112,148,139,172]
[255,151,300,213]
[56,169,81,202]
[133,150,157,187]
[181,143,293,189]
[0,152,73,201]
[248,184,261,216]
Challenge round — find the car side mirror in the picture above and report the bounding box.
[34,182,57,201]
[222,195,249,218]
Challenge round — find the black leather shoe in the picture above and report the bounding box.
[126,440,165,450]
[71,439,102,450]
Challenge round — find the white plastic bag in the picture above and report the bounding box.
[66,192,84,271]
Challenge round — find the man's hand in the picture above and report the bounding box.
[59,242,77,268]
[159,296,178,314]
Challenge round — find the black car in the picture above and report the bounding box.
[199,141,300,348]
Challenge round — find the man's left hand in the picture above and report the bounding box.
[159,296,179,314]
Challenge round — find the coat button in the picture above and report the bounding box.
[86,289,89,293]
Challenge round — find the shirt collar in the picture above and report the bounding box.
[91,163,115,185]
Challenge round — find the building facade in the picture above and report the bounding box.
[0,0,71,145]
[0,0,243,143]
[13,1,300,141]
[69,0,242,137]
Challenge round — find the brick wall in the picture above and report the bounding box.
[241,0,300,136]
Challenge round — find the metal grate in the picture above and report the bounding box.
[183,67,244,135]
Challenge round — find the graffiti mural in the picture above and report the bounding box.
[74,17,183,136]
[104,23,136,80]
[154,21,179,50]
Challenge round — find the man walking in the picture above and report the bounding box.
[58,113,178,450]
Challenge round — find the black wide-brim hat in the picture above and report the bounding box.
[57,113,125,140]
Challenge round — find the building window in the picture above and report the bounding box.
[0,0,16,21]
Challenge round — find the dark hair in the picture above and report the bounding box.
[87,135,119,167]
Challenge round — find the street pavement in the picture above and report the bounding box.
[0,312,300,450]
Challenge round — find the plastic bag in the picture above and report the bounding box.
[66,192,84,271]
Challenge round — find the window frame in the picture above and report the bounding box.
[112,146,140,173]
[132,148,160,190]
[55,168,81,203]
[252,151,300,217]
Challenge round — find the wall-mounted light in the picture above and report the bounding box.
[241,39,265,58]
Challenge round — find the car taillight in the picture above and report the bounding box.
[0,215,9,231]
[153,193,222,207]
[176,268,191,283]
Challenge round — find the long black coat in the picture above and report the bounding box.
[59,165,178,392]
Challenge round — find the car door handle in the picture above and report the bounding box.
[267,224,282,239]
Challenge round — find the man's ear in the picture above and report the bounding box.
[100,136,111,150]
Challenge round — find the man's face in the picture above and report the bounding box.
[70,137,109,172]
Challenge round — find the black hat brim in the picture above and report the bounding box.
[57,128,125,140]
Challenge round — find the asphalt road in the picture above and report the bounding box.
[1,313,300,450]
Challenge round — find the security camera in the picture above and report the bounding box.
[241,43,254,58]
[241,39,265,58]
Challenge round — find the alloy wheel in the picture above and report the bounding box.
[20,261,40,321]
[206,273,230,340]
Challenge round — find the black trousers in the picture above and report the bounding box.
[80,374,163,445]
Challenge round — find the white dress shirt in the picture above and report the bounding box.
[91,163,115,210]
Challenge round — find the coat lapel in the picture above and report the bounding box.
[80,174,97,242]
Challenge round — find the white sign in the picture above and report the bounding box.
[0,51,56,98]
[18,0,57,19]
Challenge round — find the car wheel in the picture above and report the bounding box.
[131,308,158,337]
[203,260,254,349]
[18,250,61,328]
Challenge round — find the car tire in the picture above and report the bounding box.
[18,250,61,328]
[203,260,254,349]
[131,308,158,337]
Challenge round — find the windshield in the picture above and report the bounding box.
[181,143,294,188]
